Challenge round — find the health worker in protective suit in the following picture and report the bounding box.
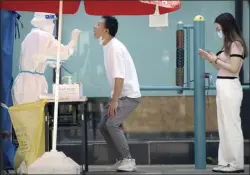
[12,12,80,105]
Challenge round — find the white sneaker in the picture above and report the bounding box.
[220,164,244,173]
[212,165,225,172]
[116,158,136,172]
[108,160,122,171]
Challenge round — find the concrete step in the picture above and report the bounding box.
[57,140,250,165]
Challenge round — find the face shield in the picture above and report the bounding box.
[31,12,57,34]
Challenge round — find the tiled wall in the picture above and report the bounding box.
[124,96,217,133]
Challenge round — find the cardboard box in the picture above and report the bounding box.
[52,83,83,99]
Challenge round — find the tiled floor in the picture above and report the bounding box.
[5,165,249,175]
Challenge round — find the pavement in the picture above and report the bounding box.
[5,165,249,174]
[85,165,250,174]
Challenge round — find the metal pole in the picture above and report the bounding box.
[183,25,193,87]
[186,28,191,87]
[140,86,193,91]
[0,9,4,174]
[235,0,244,83]
[177,21,184,30]
[53,14,62,84]
[193,15,206,169]
[139,85,249,91]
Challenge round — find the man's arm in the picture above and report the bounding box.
[111,50,125,101]
[112,78,124,101]
[108,50,125,117]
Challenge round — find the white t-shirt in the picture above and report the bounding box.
[103,38,141,98]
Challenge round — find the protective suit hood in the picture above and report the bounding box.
[31,12,57,34]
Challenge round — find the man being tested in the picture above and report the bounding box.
[93,16,141,172]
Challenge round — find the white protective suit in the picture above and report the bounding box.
[12,12,78,105]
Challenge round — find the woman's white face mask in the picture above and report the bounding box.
[217,30,223,38]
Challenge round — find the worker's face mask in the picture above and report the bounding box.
[43,23,55,35]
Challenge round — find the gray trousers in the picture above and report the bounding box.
[99,97,140,160]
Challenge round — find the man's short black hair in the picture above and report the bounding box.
[102,16,118,37]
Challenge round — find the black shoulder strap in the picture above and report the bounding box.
[216,50,224,56]
[230,54,244,59]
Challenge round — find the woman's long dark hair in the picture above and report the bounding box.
[215,13,248,57]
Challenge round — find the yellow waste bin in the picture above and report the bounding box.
[8,100,47,169]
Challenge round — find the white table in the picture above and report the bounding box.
[44,97,90,173]
[47,97,88,103]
